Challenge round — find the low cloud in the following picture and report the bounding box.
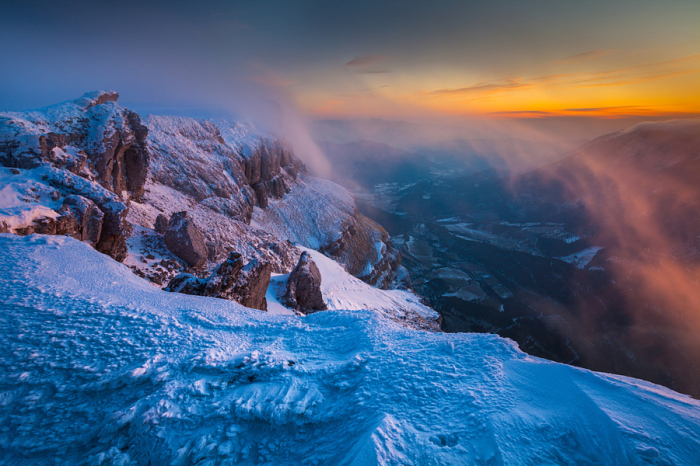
[345,55,390,74]
[556,49,615,64]
[345,55,385,67]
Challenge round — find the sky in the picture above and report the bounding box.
[1,0,699,141]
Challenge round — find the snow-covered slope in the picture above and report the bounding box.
[252,173,406,288]
[144,114,403,287]
[2,233,699,465]
[267,247,440,331]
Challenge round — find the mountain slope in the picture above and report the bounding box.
[368,119,700,396]
[2,233,699,465]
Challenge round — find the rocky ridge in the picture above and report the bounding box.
[0,91,437,330]
[0,91,149,261]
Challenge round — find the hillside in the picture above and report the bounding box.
[2,234,699,465]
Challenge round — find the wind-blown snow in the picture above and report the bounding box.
[2,233,700,465]
[0,167,62,231]
[265,247,439,329]
[252,173,357,248]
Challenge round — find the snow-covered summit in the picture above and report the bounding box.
[2,233,699,465]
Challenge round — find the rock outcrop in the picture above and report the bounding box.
[165,251,272,311]
[283,252,326,314]
[154,213,169,234]
[58,195,104,246]
[43,166,132,261]
[0,90,149,200]
[163,211,208,268]
[146,116,304,223]
[241,138,300,208]
[0,91,150,262]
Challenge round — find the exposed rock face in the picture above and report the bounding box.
[41,166,132,261]
[318,210,404,289]
[164,211,208,268]
[358,240,405,290]
[251,174,406,288]
[0,91,149,201]
[59,195,104,246]
[0,91,150,262]
[146,116,304,221]
[165,251,272,311]
[283,252,326,314]
[225,258,271,311]
[154,214,169,234]
[243,140,299,208]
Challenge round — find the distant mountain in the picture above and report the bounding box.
[317,139,438,189]
[358,119,700,397]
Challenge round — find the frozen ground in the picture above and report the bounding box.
[2,234,700,465]
[265,247,439,330]
[557,246,604,269]
[0,167,62,232]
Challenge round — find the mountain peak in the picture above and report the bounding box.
[73,90,120,109]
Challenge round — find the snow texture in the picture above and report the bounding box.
[0,167,62,232]
[2,233,700,465]
[252,173,357,249]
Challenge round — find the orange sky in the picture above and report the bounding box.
[294,49,700,119]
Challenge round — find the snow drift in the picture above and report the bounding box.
[1,233,699,465]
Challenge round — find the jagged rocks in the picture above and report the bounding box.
[163,273,207,295]
[0,92,152,262]
[154,214,169,233]
[38,166,132,262]
[283,252,326,314]
[146,116,255,223]
[0,90,150,201]
[164,211,208,268]
[252,182,269,208]
[14,216,59,236]
[220,257,271,311]
[165,251,272,311]
[58,195,104,246]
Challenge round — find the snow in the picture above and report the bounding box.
[266,273,295,316]
[261,247,440,329]
[300,247,439,328]
[558,246,604,269]
[0,168,62,231]
[252,173,357,248]
[212,118,267,154]
[2,233,700,465]
[0,91,130,174]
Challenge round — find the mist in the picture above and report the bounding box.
[509,119,700,393]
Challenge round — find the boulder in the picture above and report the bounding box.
[203,252,271,311]
[227,258,271,311]
[154,214,169,234]
[283,252,326,314]
[202,252,245,297]
[59,195,104,246]
[165,251,271,311]
[163,273,207,295]
[164,211,208,268]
